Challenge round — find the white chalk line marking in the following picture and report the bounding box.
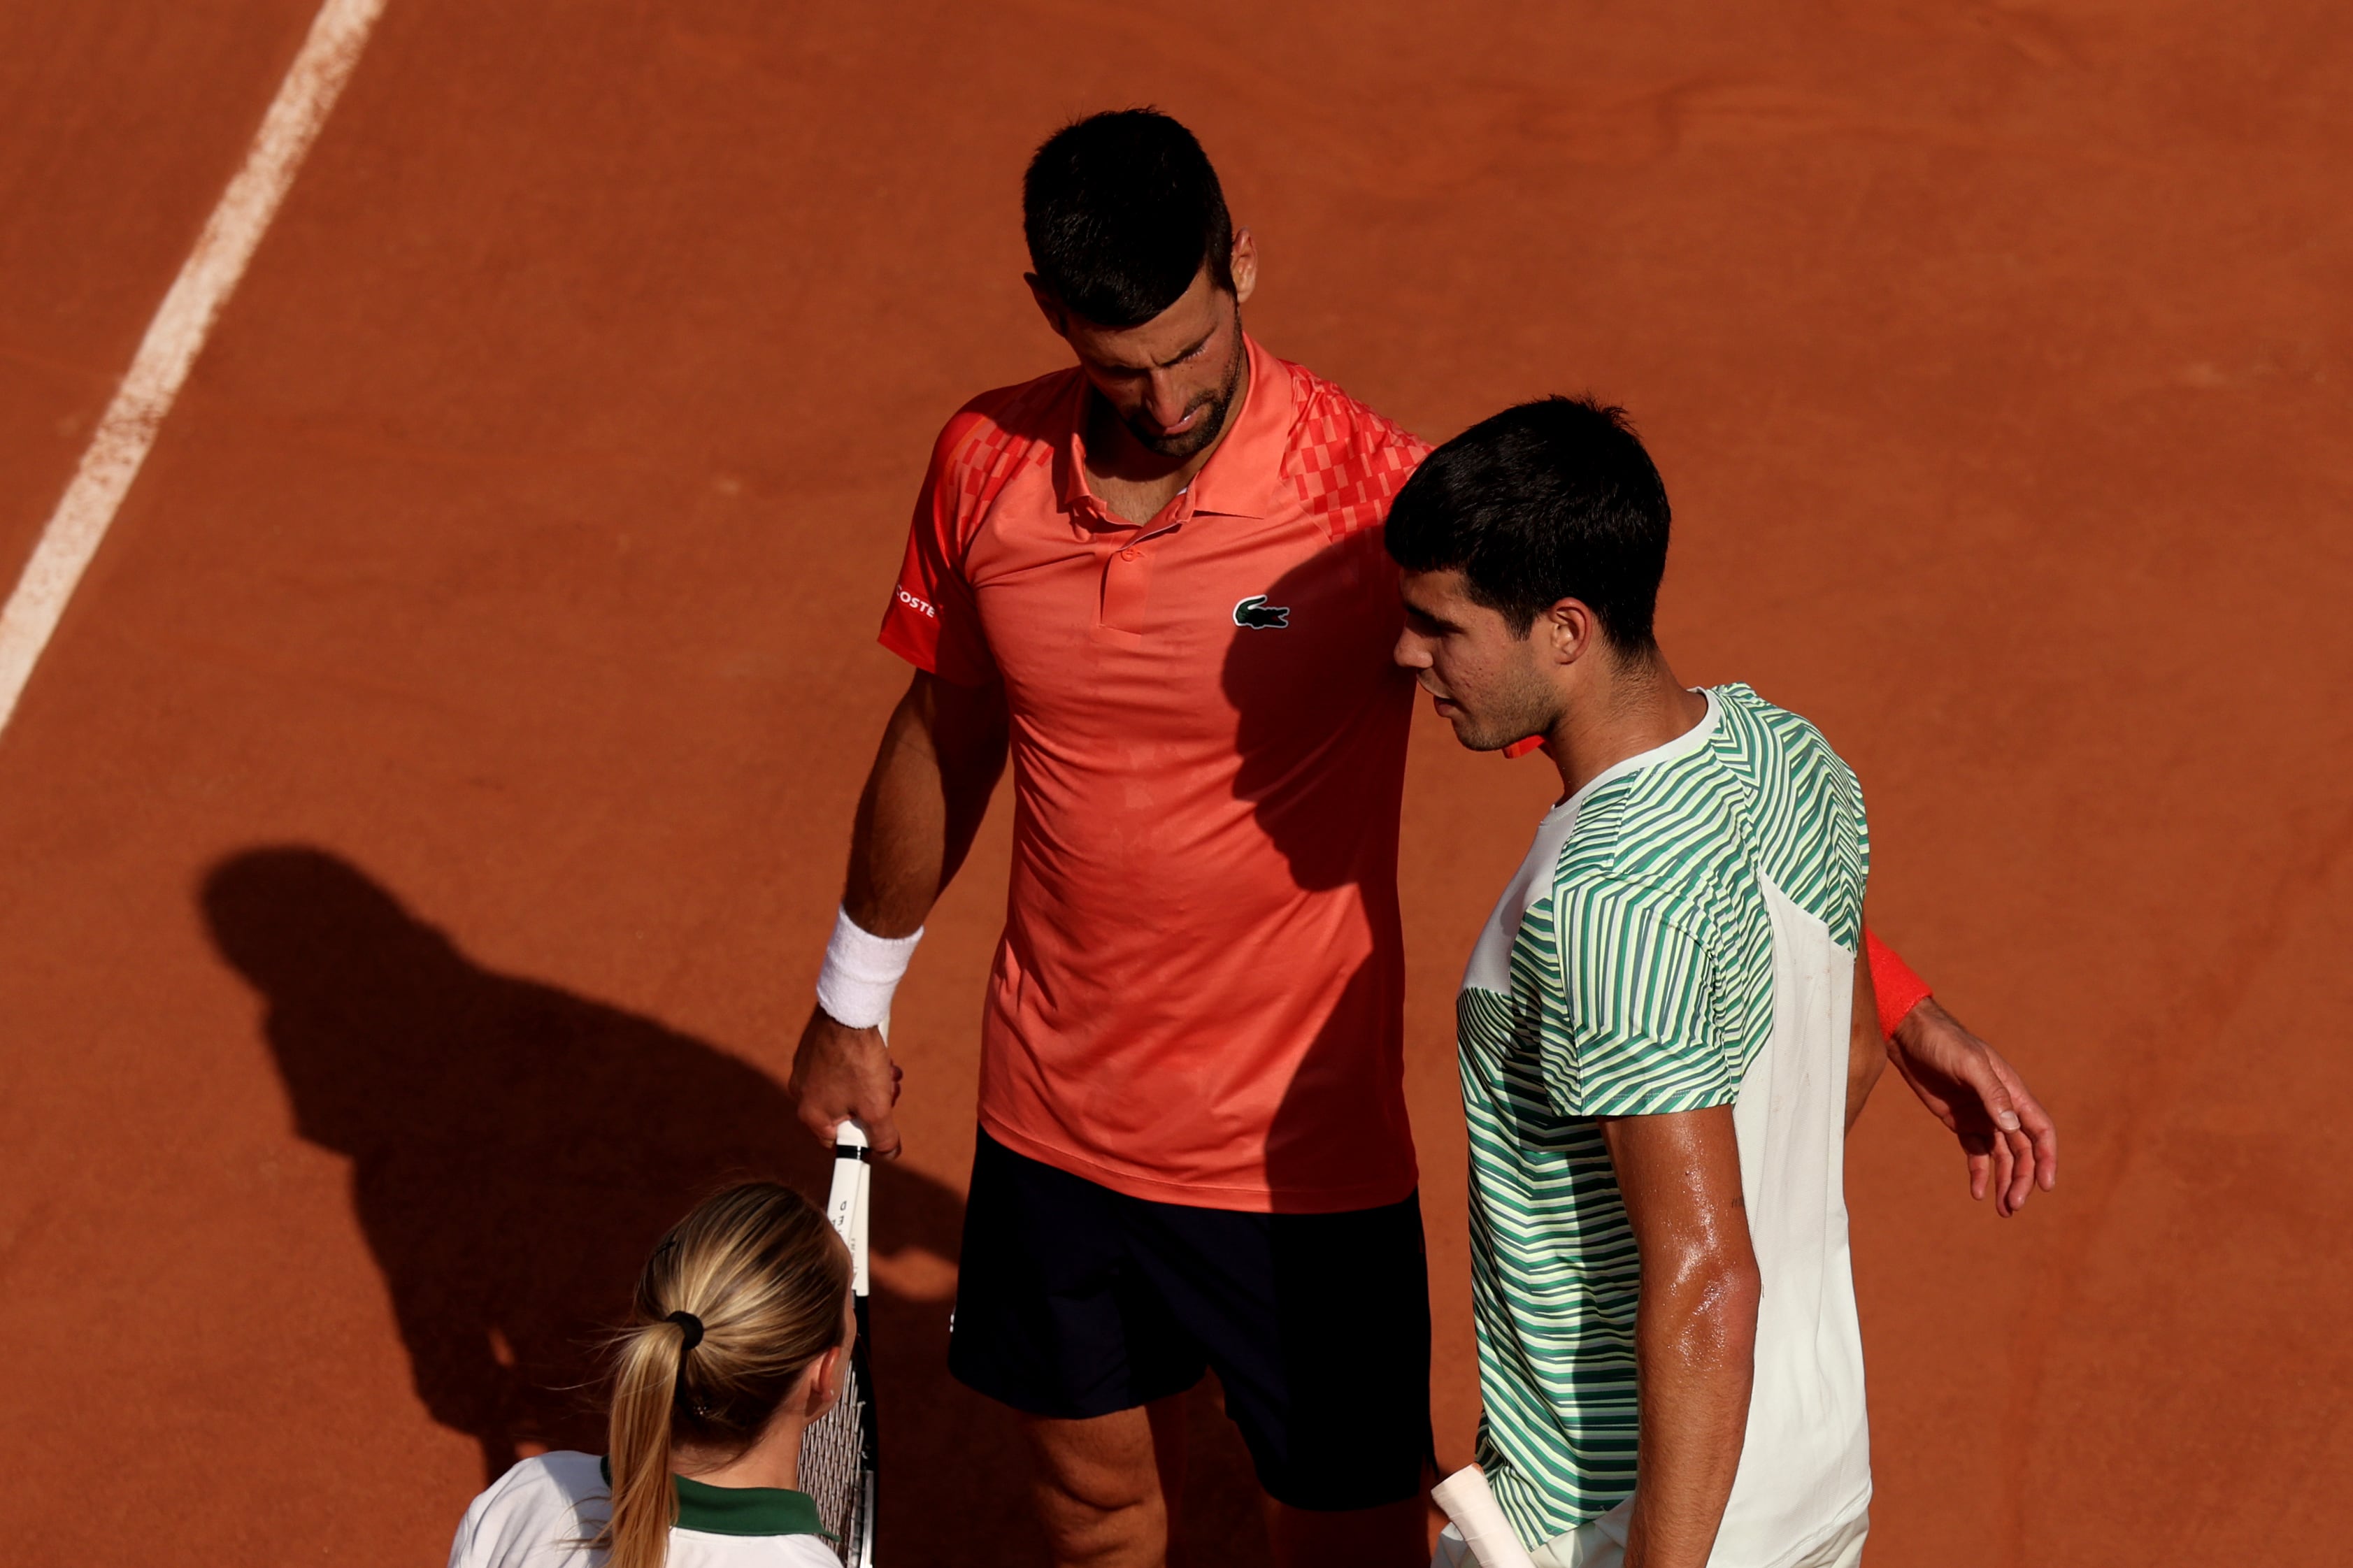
[0,0,389,740]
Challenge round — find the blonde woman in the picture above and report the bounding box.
[448,1183,854,1568]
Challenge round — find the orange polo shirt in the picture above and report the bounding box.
[879,337,1429,1212]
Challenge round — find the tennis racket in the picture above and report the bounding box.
[799,1121,878,1567]
[1431,1464,1538,1568]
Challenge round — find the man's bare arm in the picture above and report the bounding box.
[1599,1106,1760,1568]
[787,669,1008,1156]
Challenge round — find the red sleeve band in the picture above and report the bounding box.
[1865,929,1933,1039]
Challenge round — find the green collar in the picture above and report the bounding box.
[597,1456,830,1539]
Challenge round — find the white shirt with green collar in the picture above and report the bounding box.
[448,1452,841,1567]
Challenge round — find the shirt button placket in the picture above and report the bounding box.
[1102,539,1150,634]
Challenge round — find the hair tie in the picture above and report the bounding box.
[666,1309,705,1351]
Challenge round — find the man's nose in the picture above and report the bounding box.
[1145,374,1188,425]
[1392,629,1431,668]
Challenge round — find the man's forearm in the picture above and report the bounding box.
[1599,1108,1760,1568]
[841,670,1007,937]
[1624,1252,1759,1568]
[791,672,1008,1153]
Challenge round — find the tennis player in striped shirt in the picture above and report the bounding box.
[1391,397,2011,1568]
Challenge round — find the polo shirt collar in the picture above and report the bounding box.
[597,1456,830,1539]
[1053,333,1293,531]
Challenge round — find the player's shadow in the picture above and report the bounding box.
[199,845,1038,1565]
[1218,531,1422,1195]
[1214,535,1437,1493]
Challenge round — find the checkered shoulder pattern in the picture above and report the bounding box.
[1278,358,1431,542]
[934,371,1069,552]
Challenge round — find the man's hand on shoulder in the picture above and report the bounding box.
[787,1005,905,1158]
[1884,998,2058,1216]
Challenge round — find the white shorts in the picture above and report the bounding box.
[1431,1503,1868,1568]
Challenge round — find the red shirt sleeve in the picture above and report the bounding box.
[877,410,999,686]
[1864,929,1933,1038]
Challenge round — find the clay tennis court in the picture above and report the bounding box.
[3,2,2347,1563]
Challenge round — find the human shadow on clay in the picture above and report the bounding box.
[1220,527,1421,1186]
[201,846,1033,1563]
[1217,532,1436,1453]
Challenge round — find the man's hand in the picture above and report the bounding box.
[787,1005,905,1158]
[1884,997,2058,1216]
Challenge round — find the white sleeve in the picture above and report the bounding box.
[444,1455,603,1568]
[783,1535,847,1567]
[445,1488,491,1568]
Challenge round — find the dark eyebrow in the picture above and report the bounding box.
[1401,598,1461,635]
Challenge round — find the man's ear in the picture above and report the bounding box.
[1023,273,1071,340]
[1228,227,1259,308]
[1541,598,1599,666]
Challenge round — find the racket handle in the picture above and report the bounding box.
[1431,1465,1539,1568]
[824,1121,873,1298]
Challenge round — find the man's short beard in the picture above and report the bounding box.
[1451,667,1560,753]
[1122,315,1247,458]
[1454,710,1546,753]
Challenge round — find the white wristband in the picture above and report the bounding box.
[815,906,922,1030]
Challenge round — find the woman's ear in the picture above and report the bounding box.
[803,1343,847,1418]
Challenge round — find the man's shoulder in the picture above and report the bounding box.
[1271,354,1431,540]
[926,368,1080,491]
[1706,683,1868,937]
[1556,744,1749,910]
[1552,685,1866,949]
[1710,682,1844,772]
[1704,684,1864,849]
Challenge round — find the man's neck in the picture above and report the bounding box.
[1544,654,1710,801]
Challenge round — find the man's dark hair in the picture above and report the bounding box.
[1386,396,1671,650]
[1023,109,1235,329]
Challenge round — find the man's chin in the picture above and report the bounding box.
[1127,384,1238,457]
[1449,716,1540,754]
[1129,412,1223,458]
[1442,714,1506,753]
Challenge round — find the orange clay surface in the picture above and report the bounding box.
[3,3,2350,1565]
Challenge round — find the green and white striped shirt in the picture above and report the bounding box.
[1459,684,1874,1561]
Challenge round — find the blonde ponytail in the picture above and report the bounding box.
[598,1184,852,1568]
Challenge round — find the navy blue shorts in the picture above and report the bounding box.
[947,1128,1433,1511]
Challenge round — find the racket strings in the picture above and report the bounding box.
[799,1350,871,1558]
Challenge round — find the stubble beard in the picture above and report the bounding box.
[1122,312,1247,459]
[1451,667,1559,754]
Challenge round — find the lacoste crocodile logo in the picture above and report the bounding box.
[1232,595,1291,629]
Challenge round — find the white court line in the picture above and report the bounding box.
[0,0,389,740]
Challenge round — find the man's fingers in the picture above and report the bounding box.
[1954,1046,2024,1137]
[2031,1118,2060,1192]
[1991,1129,2020,1216]
[1963,1131,1992,1201]
[1990,1053,2060,1192]
[2003,1125,2037,1213]
[862,1106,906,1160]
[797,1102,845,1144]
